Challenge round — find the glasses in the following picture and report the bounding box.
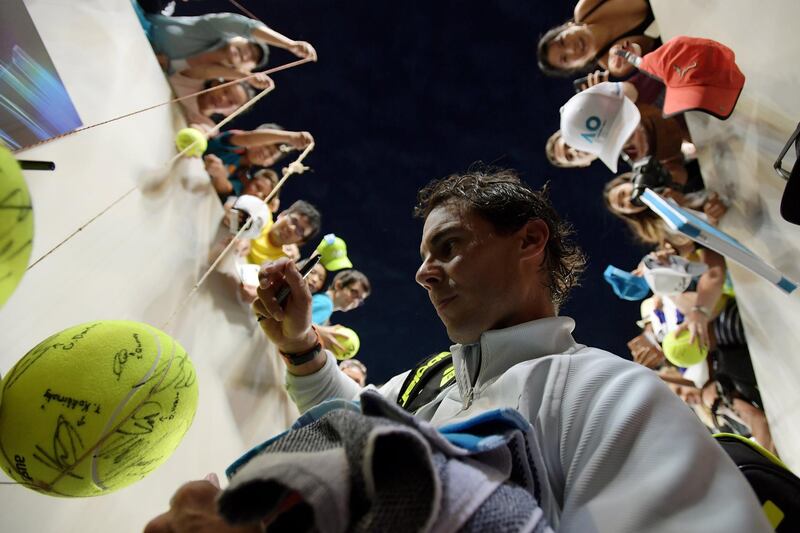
[774,121,800,180]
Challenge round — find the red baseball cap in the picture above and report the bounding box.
[639,36,745,120]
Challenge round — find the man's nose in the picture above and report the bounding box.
[415,258,442,290]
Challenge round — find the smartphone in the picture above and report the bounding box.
[573,75,590,93]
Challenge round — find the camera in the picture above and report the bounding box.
[629,156,674,206]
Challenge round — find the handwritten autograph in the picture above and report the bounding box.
[112,333,144,380]
[32,415,85,480]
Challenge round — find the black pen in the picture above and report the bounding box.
[257,255,322,321]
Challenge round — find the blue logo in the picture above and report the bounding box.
[581,115,604,144]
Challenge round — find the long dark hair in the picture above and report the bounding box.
[602,174,668,245]
[536,22,598,78]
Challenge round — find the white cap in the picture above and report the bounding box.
[231,194,270,239]
[560,82,641,173]
[642,254,708,296]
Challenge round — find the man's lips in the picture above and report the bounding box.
[434,295,457,310]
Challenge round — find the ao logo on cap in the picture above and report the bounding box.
[581,116,604,144]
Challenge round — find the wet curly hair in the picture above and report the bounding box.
[414,165,587,309]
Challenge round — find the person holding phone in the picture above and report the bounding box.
[536,0,658,78]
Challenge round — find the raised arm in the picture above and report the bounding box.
[180,64,251,81]
[228,129,313,150]
[253,258,361,412]
[250,25,317,61]
[675,249,726,349]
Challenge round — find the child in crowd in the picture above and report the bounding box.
[537,0,658,77]
[204,125,314,202]
[299,258,328,295]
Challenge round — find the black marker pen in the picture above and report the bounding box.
[276,254,321,306]
[257,255,322,321]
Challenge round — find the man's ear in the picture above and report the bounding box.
[518,219,549,262]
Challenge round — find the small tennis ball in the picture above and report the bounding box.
[331,327,360,361]
[662,329,709,368]
[0,144,34,308]
[175,128,207,157]
[0,321,198,497]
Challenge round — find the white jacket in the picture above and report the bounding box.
[286,317,770,532]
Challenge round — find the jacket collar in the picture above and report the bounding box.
[450,317,580,408]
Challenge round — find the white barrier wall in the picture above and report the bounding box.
[652,0,800,471]
[0,2,295,531]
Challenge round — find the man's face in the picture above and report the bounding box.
[416,202,523,344]
[246,144,282,167]
[202,82,248,116]
[332,281,368,312]
[553,135,596,167]
[223,37,259,70]
[270,212,313,245]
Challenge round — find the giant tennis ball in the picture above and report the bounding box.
[662,329,709,368]
[0,144,34,308]
[175,127,207,157]
[0,321,198,497]
[330,326,360,361]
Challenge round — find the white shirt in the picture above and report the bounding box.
[286,316,770,532]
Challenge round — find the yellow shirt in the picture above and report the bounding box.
[247,211,286,265]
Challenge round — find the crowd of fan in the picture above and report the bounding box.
[133,0,774,454]
[537,0,775,454]
[133,0,371,381]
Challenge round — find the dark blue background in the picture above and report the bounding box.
[180,0,648,382]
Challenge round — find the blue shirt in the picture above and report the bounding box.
[205,131,247,198]
[312,293,334,325]
[146,12,261,59]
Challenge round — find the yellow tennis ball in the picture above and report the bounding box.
[662,329,709,368]
[0,144,34,308]
[331,326,360,361]
[0,321,198,497]
[175,127,207,157]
